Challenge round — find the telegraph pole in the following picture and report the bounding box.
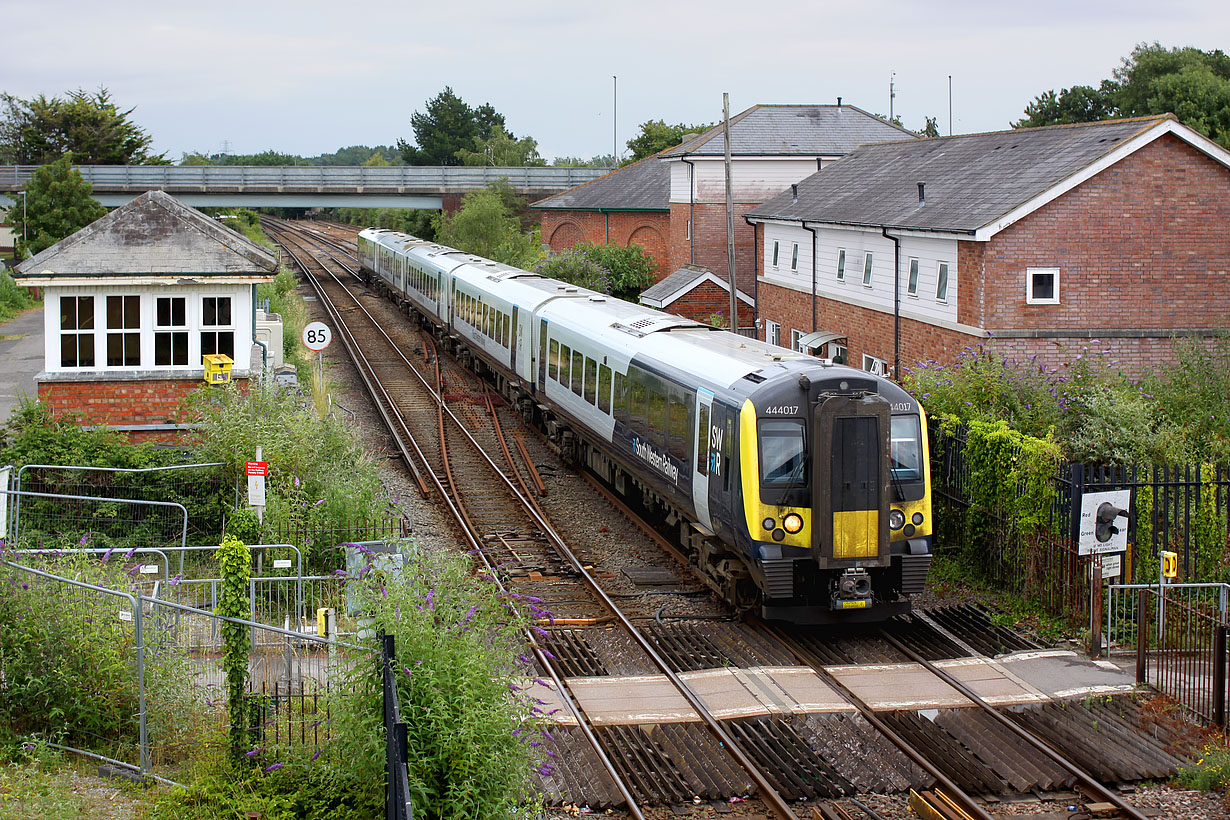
[723,93,737,334]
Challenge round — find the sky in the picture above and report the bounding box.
[2,0,1227,163]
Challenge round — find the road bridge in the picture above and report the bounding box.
[0,165,610,209]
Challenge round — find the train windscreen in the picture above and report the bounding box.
[890,415,923,482]
[760,420,807,486]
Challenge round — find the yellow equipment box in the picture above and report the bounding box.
[202,353,234,384]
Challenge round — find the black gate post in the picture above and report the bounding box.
[1213,624,1227,730]
[1136,588,1149,685]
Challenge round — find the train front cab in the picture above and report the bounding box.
[743,390,932,625]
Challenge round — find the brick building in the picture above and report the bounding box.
[533,153,672,278]
[534,103,915,324]
[746,116,1230,379]
[14,190,278,440]
[639,264,754,328]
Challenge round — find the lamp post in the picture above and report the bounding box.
[15,190,26,252]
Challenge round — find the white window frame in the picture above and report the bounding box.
[771,240,780,269]
[200,295,236,362]
[836,248,846,281]
[862,252,874,287]
[59,294,97,369]
[828,342,847,365]
[154,295,189,368]
[790,329,804,352]
[1026,267,1060,305]
[790,243,799,272]
[105,294,141,368]
[907,258,920,297]
[862,354,888,376]
[936,261,950,303]
[765,319,780,346]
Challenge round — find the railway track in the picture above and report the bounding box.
[267,219,1195,820]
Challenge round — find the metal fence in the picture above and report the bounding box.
[0,164,609,192]
[1106,582,1230,726]
[0,558,409,800]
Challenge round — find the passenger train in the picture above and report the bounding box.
[358,228,932,624]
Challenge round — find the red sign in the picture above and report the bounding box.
[245,461,268,477]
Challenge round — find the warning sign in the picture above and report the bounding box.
[1077,489,1131,556]
[245,461,268,477]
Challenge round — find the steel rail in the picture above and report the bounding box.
[269,220,801,819]
[763,622,995,820]
[265,224,431,498]
[266,221,645,818]
[878,629,1150,820]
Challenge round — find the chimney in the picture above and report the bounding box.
[792,184,798,205]
[917,182,925,207]
[836,96,842,107]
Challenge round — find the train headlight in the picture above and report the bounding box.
[762,517,776,532]
[912,512,924,525]
[889,510,905,530]
[782,513,804,534]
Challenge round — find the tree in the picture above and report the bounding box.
[552,154,617,167]
[362,151,390,167]
[624,120,715,163]
[1015,43,1230,148]
[1015,82,1118,127]
[456,125,545,166]
[0,87,166,165]
[531,249,613,293]
[570,242,655,301]
[398,87,508,166]
[433,184,539,267]
[14,155,107,257]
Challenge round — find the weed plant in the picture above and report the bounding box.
[1176,742,1230,791]
[0,550,203,765]
[0,268,37,325]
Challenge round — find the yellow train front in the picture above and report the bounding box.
[719,363,932,624]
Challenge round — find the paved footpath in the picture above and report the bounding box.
[0,306,44,422]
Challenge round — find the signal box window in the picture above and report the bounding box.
[155,297,188,366]
[60,295,95,368]
[1026,267,1059,305]
[201,296,234,360]
[106,295,140,367]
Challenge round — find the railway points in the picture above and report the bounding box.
[268,218,1202,820]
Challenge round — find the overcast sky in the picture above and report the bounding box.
[3,0,1227,163]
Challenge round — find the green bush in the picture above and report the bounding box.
[531,249,612,294]
[186,383,387,568]
[0,268,38,324]
[0,552,199,761]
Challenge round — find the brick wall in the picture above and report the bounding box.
[663,280,755,326]
[755,134,1230,379]
[36,377,246,441]
[539,210,672,279]
[670,202,759,295]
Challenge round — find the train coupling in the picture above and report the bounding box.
[831,568,873,610]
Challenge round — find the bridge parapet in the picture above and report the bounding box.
[0,165,611,195]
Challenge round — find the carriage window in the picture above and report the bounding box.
[890,415,924,482]
[629,377,648,436]
[598,364,612,414]
[549,339,560,381]
[584,358,598,404]
[668,388,689,461]
[571,351,584,396]
[503,315,511,348]
[613,371,627,424]
[760,420,807,486]
[560,344,572,387]
[647,386,667,449]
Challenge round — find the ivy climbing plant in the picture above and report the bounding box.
[218,534,252,764]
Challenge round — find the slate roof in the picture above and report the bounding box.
[16,190,278,279]
[639,264,752,308]
[531,154,669,211]
[746,116,1177,233]
[659,104,917,158]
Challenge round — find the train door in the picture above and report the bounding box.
[812,396,891,568]
[692,389,715,531]
[707,401,737,532]
[537,318,548,391]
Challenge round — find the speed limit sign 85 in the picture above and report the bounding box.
[303,322,332,351]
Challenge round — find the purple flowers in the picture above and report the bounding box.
[263,762,283,772]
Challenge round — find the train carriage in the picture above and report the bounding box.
[357,227,932,624]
